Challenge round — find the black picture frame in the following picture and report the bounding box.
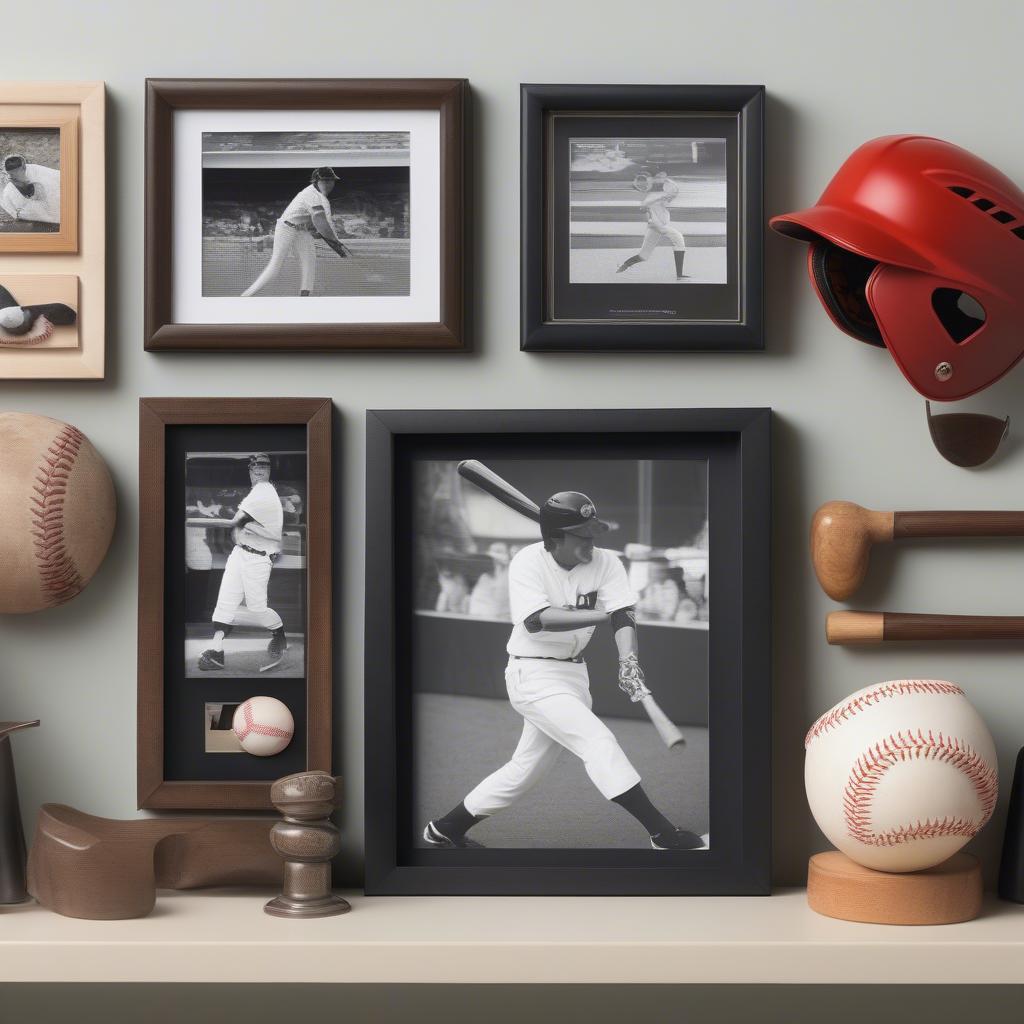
[364,408,771,895]
[521,84,764,352]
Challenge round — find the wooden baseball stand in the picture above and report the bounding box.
[807,850,983,925]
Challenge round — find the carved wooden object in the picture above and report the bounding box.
[265,771,349,918]
[27,803,281,919]
[811,500,1024,601]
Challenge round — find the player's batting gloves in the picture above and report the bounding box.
[618,653,652,703]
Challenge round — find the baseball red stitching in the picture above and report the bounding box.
[842,730,997,847]
[805,681,964,748]
[236,702,291,741]
[30,424,86,606]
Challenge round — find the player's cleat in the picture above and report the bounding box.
[260,633,288,673]
[650,827,705,851]
[675,275,691,280]
[423,820,486,849]
[197,649,225,672]
[616,262,631,274]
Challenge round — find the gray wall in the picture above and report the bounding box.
[2,1,1024,1014]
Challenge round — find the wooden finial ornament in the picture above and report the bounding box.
[265,771,350,919]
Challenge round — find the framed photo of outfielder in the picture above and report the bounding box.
[144,78,467,352]
[137,398,332,811]
[521,84,764,352]
[365,408,771,895]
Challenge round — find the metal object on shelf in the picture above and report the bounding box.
[0,720,39,904]
[265,770,350,919]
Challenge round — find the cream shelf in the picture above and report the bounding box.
[3,888,1024,985]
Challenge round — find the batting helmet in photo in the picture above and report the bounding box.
[539,492,611,539]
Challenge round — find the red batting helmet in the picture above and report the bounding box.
[770,135,1024,402]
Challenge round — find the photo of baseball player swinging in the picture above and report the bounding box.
[240,167,353,297]
[415,458,710,851]
[201,130,411,298]
[184,450,307,678]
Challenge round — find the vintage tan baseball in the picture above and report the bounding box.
[232,696,294,757]
[0,412,116,614]
[804,680,998,873]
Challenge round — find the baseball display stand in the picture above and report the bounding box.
[804,680,997,925]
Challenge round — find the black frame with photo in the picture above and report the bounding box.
[521,84,764,352]
[365,408,771,895]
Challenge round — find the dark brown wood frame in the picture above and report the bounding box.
[144,78,468,352]
[137,398,333,810]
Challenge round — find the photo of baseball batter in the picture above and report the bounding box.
[201,130,410,298]
[413,458,710,851]
[0,128,61,233]
[184,450,307,679]
[568,136,727,285]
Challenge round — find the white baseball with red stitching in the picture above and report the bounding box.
[804,680,998,872]
[232,696,294,757]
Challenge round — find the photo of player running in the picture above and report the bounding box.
[184,449,307,678]
[412,457,710,851]
[567,135,727,285]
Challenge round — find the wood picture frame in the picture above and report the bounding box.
[144,78,468,352]
[0,81,104,379]
[521,84,764,352]
[138,398,333,811]
[364,408,771,895]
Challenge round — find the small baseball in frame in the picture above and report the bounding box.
[804,680,998,873]
[232,696,295,757]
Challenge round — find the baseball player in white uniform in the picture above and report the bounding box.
[198,453,289,672]
[0,155,60,228]
[424,491,703,851]
[616,170,688,280]
[241,167,352,297]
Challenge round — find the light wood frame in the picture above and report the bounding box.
[138,398,333,811]
[0,81,104,379]
[0,105,78,253]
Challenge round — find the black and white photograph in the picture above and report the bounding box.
[201,130,410,298]
[204,701,244,753]
[568,136,726,285]
[0,127,61,233]
[411,457,710,852]
[184,449,307,679]
[521,84,763,351]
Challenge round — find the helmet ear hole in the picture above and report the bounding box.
[931,288,986,343]
[808,241,884,346]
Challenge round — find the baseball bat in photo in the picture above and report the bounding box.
[457,460,541,521]
[640,694,686,748]
[827,610,1024,645]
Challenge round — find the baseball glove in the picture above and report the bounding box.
[618,652,653,703]
[632,172,652,193]
[14,182,35,199]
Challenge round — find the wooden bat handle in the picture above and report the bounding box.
[828,611,1024,644]
[894,510,1024,538]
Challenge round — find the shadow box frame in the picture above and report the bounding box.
[0,80,105,380]
[521,83,764,352]
[364,407,771,896]
[137,397,333,811]
[143,78,468,353]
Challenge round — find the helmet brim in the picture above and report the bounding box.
[561,518,612,538]
[771,205,934,273]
